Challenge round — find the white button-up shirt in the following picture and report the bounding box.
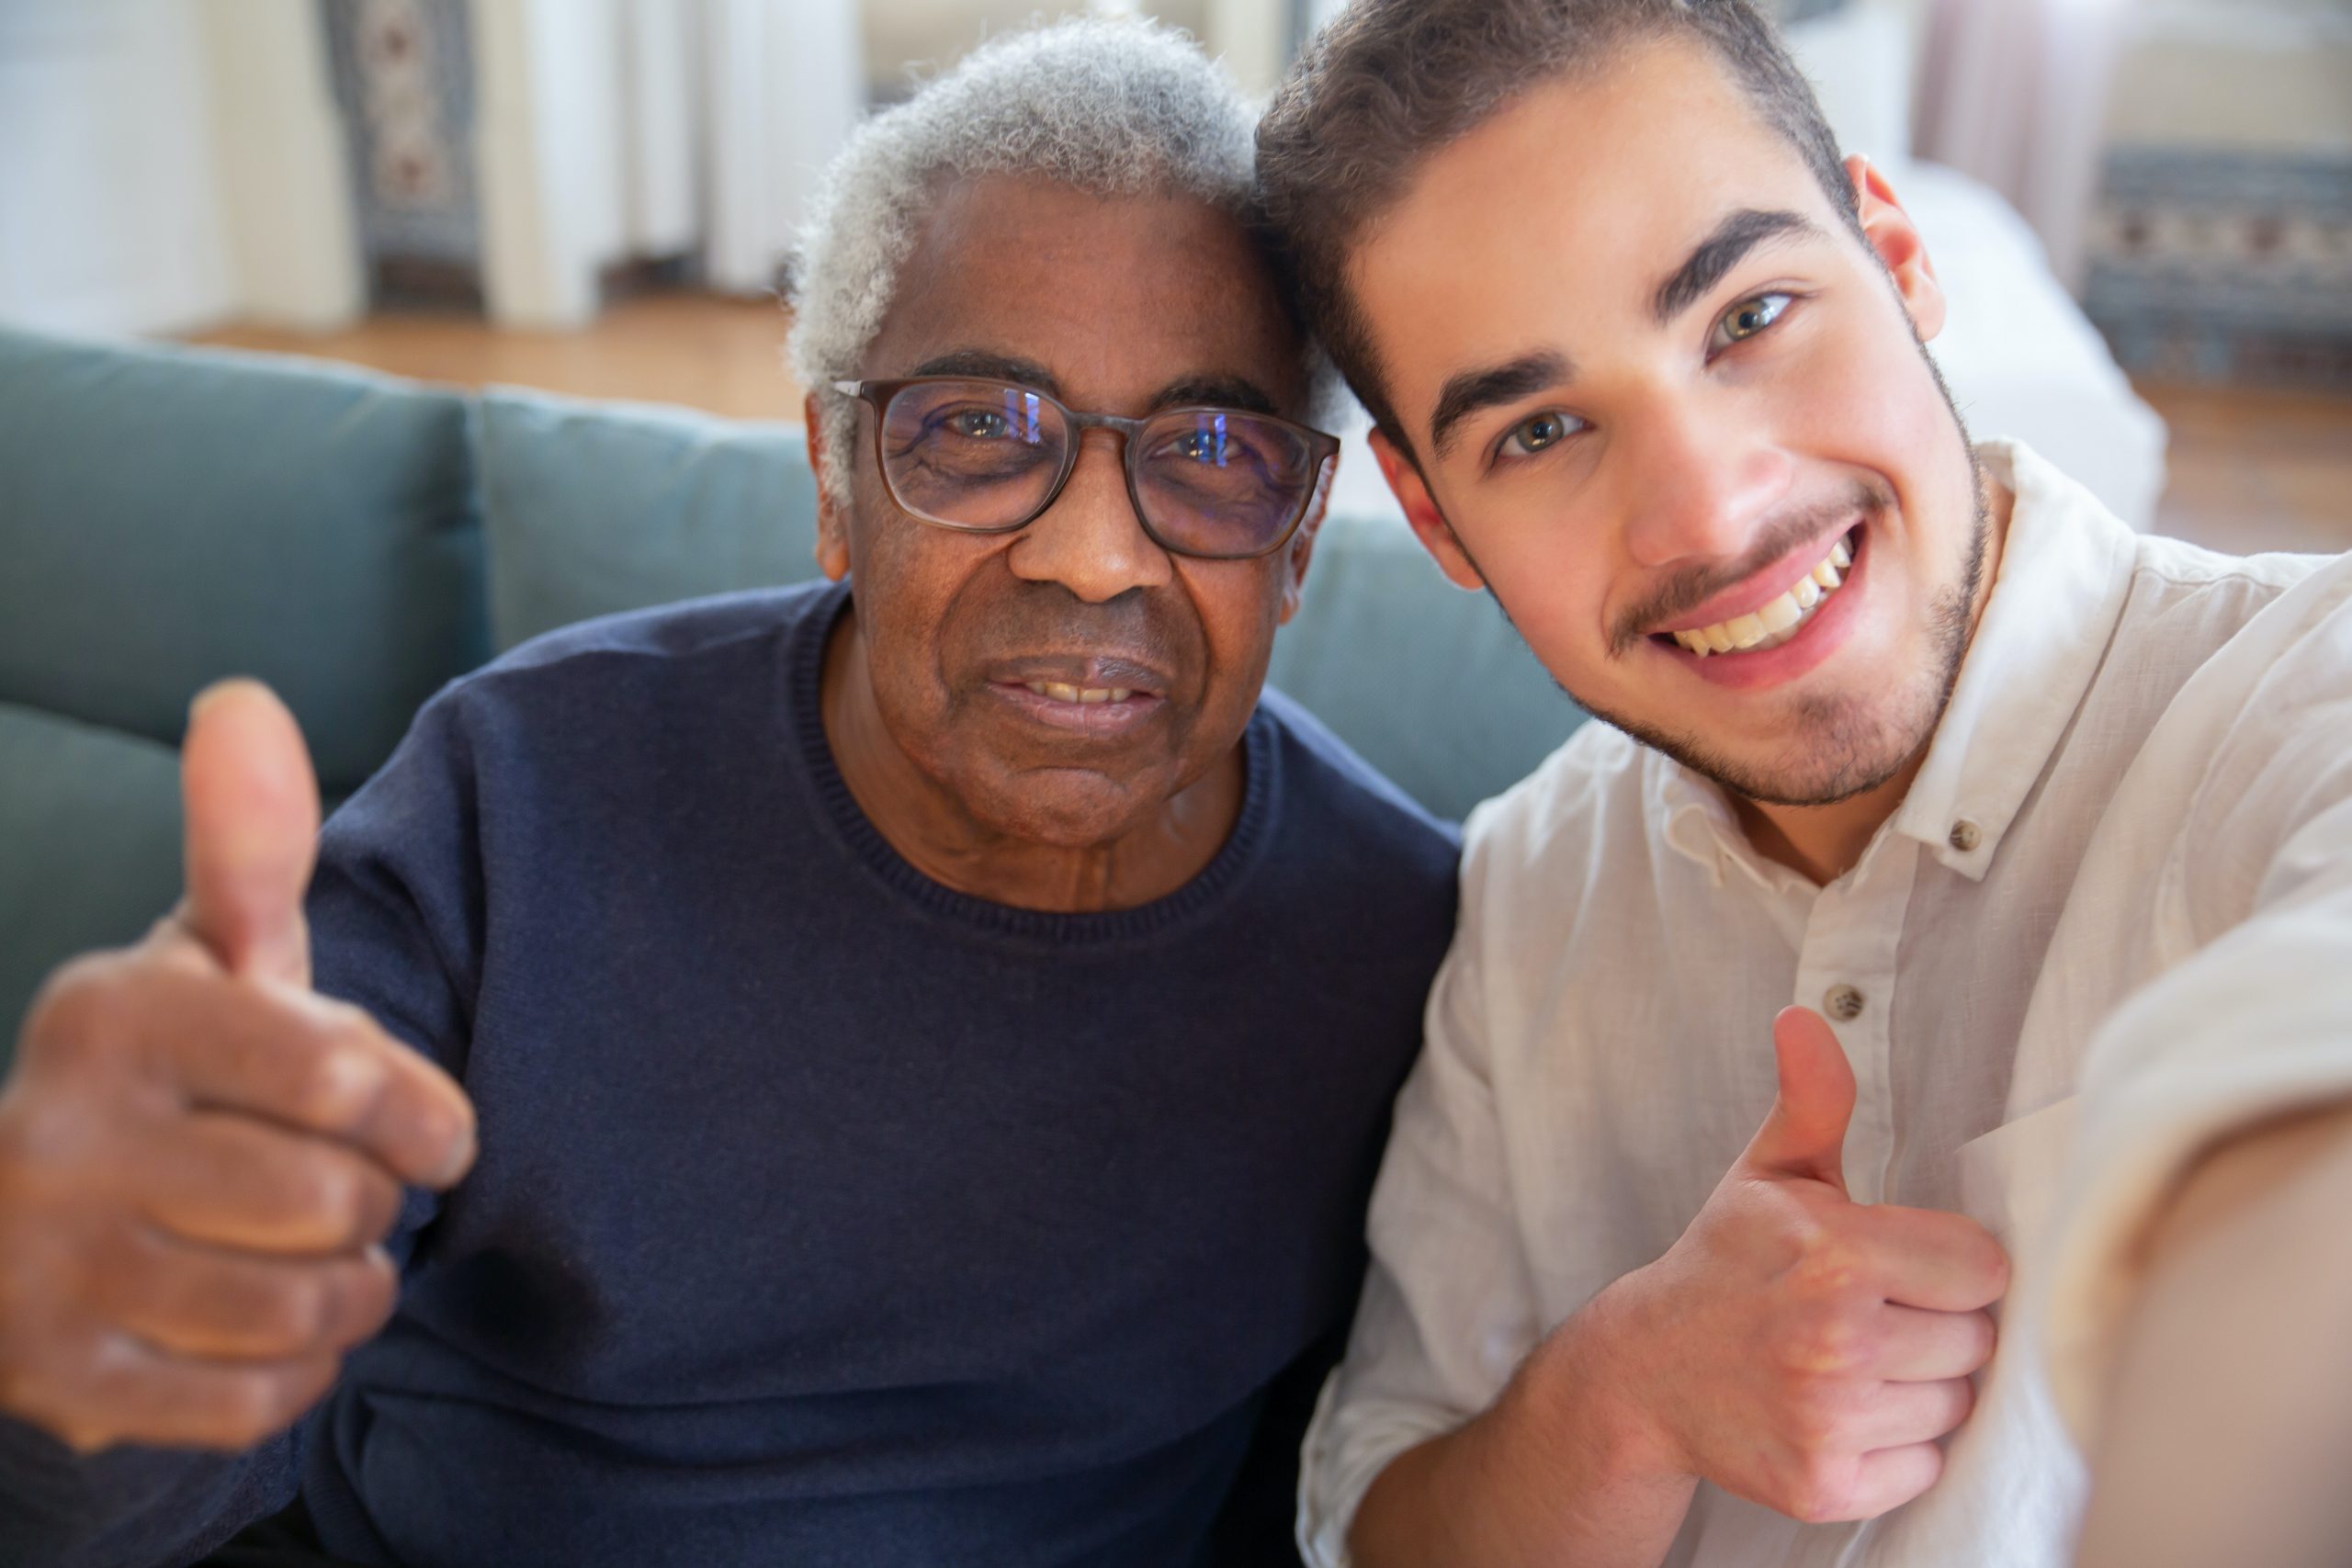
[1301,441,2352,1568]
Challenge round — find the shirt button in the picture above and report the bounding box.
[1949,819,1982,852]
[1825,984,1865,1021]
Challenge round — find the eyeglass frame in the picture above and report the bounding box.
[830,377,1342,561]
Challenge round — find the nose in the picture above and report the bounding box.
[1616,393,1795,570]
[1006,428,1174,602]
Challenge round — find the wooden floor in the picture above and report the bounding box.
[2132,382,2352,558]
[195,294,807,424]
[191,293,2352,558]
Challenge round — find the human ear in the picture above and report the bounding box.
[1849,154,1947,344]
[1370,429,1486,592]
[805,391,854,581]
[1276,453,1339,626]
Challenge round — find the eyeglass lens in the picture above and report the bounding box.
[878,378,1318,557]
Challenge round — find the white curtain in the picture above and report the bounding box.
[467,0,864,322]
[701,0,865,296]
[619,0,699,258]
[1915,0,2133,288]
[0,0,360,337]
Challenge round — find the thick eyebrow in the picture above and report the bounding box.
[907,349,1062,398]
[1429,350,1574,461]
[1652,209,1821,325]
[1148,375,1281,417]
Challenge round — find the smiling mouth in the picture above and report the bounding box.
[1653,526,1858,658]
[1019,681,1136,705]
[986,672,1168,738]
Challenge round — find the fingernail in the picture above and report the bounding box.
[429,1122,477,1188]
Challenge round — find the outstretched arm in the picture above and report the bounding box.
[2075,1102,2352,1568]
[2048,589,2352,1568]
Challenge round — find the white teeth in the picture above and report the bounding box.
[1668,532,1854,659]
[1023,682,1133,705]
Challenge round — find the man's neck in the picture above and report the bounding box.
[1735,468,2016,887]
[818,605,1245,914]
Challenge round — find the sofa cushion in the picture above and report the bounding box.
[0,329,487,797]
[0,704,185,1057]
[479,389,825,651]
[1270,513,1587,823]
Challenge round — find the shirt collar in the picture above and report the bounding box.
[1653,755,1817,900]
[1888,439,2141,880]
[1657,761,1736,886]
[1653,440,2139,888]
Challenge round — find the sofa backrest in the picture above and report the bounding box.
[478,389,824,650]
[0,329,488,798]
[0,331,1588,1045]
[0,327,491,1045]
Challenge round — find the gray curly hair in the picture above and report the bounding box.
[787,17,1267,511]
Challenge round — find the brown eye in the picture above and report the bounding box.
[948,409,1012,439]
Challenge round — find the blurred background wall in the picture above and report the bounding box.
[0,0,2346,548]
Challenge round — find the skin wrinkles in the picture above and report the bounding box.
[803,173,1329,913]
[907,348,1286,418]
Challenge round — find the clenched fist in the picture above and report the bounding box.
[1591,1007,2010,1523]
[0,681,476,1453]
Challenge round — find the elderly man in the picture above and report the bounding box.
[1256,3,2352,1567]
[0,22,1455,1567]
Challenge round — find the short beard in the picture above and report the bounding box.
[1462,342,1992,810]
[1593,491,1980,807]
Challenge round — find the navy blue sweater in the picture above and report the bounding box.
[0,581,1458,1568]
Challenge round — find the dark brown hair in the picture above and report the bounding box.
[1256,0,1860,449]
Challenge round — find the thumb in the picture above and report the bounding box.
[180,680,321,987]
[1738,1006,1857,1193]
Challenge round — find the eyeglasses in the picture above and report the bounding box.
[831,377,1340,561]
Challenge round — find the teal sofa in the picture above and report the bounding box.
[0,326,1586,1051]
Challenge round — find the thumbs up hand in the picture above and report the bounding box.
[1584,1008,2010,1525]
[0,681,476,1454]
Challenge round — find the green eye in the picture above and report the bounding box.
[1499,411,1585,460]
[1715,292,1792,348]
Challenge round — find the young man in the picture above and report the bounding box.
[0,22,1457,1567]
[1258,4,2352,1565]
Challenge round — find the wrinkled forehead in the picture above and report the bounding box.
[863,173,1310,418]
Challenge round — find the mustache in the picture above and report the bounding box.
[1609,477,1893,658]
[972,581,1191,668]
